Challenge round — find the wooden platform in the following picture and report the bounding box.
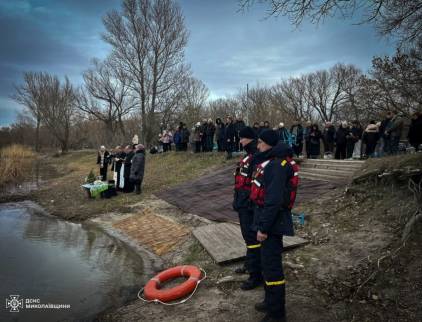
[113,208,190,256]
[193,222,308,264]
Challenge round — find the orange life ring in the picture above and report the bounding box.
[144,265,202,302]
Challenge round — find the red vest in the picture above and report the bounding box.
[286,157,299,209]
[249,159,272,206]
[249,158,299,209]
[234,154,253,191]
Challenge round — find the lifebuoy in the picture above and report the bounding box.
[144,265,202,302]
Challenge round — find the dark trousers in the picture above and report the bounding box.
[134,183,142,194]
[238,208,262,280]
[226,140,234,159]
[194,141,201,153]
[206,136,214,152]
[365,142,377,157]
[346,142,355,159]
[100,167,107,181]
[335,144,347,159]
[293,142,303,157]
[163,143,170,152]
[217,138,225,152]
[123,176,134,192]
[261,234,286,318]
[305,140,311,158]
[235,137,240,152]
[201,138,207,152]
[390,136,400,155]
[324,141,334,153]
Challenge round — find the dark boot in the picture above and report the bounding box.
[255,301,268,313]
[240,277,262,290]
[260,313,286,322]
[135,184,141,195]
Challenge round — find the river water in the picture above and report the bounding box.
[0,202,146,322]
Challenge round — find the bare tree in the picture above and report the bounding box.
[176,77,209,126]
[238,0,422,49]
[272,76,313,121]
[13,72,76,152]
[37,75,76,153]
[332,64,363,121]
[103,0,189,145]
[78,58,135,143]
[12,72,44,151]
[207,97,242,123]
[245,86,272,123]
[304,64,360,122]
[358,50,422,117]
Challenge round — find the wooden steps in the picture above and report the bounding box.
[298,158,364,182]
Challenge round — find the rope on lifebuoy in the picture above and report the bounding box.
[137,267,207,306]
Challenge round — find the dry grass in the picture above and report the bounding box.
[0,145,35,186]
[361,153,422,173]
[31,150,233,221]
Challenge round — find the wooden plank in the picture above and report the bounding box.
[193,223,308,264]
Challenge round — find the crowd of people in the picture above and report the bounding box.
[152,111,422,160]
[96,144,146,194]
[92,111,421,321]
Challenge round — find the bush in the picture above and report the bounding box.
[0,145,35,186]
[86,169,96,184]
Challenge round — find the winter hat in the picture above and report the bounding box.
[239,126,257,140]
[135,144,145,150]
[259,129,278,147]
[279,122,284,128]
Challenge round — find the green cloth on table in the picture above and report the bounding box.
[81,183,110,198]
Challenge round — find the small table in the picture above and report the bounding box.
[81,182,110,198]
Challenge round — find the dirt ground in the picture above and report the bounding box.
[99,172,422,322]
[2,151,421,321]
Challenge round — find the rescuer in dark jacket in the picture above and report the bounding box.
[233,126,263,290]
[250,129,294,322]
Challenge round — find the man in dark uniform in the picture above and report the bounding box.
[233,126,263,290]
[225,116,236,159]
[250,129,294,322]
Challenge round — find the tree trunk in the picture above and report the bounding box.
[35,117,40,152]
[104,120,114,145]
[118,116,126,138]
[61,140,68,154]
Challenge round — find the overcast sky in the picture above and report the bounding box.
[0,0,394,126]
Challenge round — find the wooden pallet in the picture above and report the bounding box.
[193,222,308,264]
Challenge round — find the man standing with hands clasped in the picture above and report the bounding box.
[249,129,294,322]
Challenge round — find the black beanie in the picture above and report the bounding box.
[259,129,278,147]
[239,126,256,140]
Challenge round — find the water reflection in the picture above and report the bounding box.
[0,203,145,322]
[1,160,50,195]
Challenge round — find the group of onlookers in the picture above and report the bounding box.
[150,110,422,159]
[96,144,145,194]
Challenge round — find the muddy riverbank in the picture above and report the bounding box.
[2,151,421,321]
